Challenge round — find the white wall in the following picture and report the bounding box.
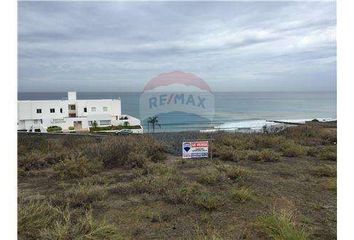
[18,100,68,121]
[76,99,121,117]
[18,96,125,131]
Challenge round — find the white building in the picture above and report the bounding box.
[18,91,141,132]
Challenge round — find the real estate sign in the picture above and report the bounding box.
[182,141,209,159]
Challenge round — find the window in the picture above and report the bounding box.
[36,109,42,114]
[91,107,96,112]
[52,119,65,123]
[84,107,87,113]
[60,108,63,113]
[50,108,55,113]
[103,107,108,112]
[69,105,76,110]
[100,120,111,125]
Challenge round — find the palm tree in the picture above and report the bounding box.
[147,116,161,133]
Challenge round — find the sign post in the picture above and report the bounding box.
[182,140,210,159]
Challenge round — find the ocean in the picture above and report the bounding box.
[18,92,337,132]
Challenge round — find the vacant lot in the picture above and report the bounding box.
[18,124,336,239]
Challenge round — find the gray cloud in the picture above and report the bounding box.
[18,1,336,92]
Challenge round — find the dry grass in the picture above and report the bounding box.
[216,164,250,181]
[255,210,309,240]
[310,164,336,177]
[230,187,255,203]
[242,150,262,161]
[194,227,223,240]
[18,124,336,239]
[216,146,238,162]
[51,182,108,208]
[280,141,307,157]
[18,198,121,240]
[18,198,62,239]
[259,149,281,162]
[326,178,337,192]
[163,182,203,205]
[40,210,122,240]
[197,168,223,185]
[53,156,103,180]
[319,146,337,161]
[193,191,223,211]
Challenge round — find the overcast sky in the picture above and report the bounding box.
[18,1,336,92]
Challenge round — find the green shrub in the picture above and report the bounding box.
[145,142,167,162]
[143,163,176,176]
[126,152,149,168]
[89,124,141,132]
[18,151,48,171]
[319,130,337,145]
[282,125,321,139]
[216,135,235,148]
[18,135,48,154]
[86,136,166,168]
[18,168,28,178]
[87,137,137,168]
[280,142,306,157]
[255,211,309,240]
[259,149,281,162]
[19,149,68,172]
[47,126,62,133]
[18,198,62,239]
[223,149,259,161]
[131,174,186,195]
[68,126,75,131]
[18,198,121,240]
[326,178,336,192]
[193,191,223,211]
[56,182,108,208]
[234,149,280,162]
[108,182,132,195]
[310,164,336,177]
[319,146,337,161]
[252,135,286,150]
[164,182,203,205]
[221,165,250,181]
[164,181,223,210]
[230,187,255,203]
[307,147,320,157]
[53,156,103,180]
[231,137,254,151]
[243,150,262,161]
[81,174,113,186]
[197,168,222,185]
[281,125,337,146]
[40,210,122,240]
[217,146,238,161]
